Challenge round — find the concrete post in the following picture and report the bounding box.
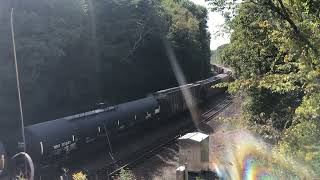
[176,166,185,180]
[184,163,188,180]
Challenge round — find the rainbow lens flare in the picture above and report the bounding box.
[210,128,314,180]
[242,156,272,180]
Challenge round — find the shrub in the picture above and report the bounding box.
[72,171,87,180]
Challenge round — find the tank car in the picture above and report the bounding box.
[109,96,160,134]
[23,96,159,163]
[24,117,79,162]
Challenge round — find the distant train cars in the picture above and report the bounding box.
[200,73,230,99]
[0,72,231,174]
[154,73,229,120]
[211,64,232,75]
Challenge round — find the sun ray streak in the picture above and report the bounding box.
[163,39,201,128]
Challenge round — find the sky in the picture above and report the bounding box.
[189,0,230,50]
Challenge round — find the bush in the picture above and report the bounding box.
[277,120,320,176]
[118,168,136,180]
[72,171,87,180]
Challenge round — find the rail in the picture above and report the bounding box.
[96,96,233,179]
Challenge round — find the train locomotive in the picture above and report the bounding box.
[0,72,230,176]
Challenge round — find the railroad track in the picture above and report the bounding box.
[95,95,233,179]
[202,95,233,121]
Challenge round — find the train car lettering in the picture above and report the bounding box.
[62,141,71,147]
[53,144,60,150]
[145,112,152,119]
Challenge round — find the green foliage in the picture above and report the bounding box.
[242,88,301,130]
[72,171,87,180]
[295,92,320,121]
[118,168,136,180]
[210,44,228,64]
[217,2,280,78]
[16,172,27,180]
[162,0,211,81]
[277,120,320,176]
[208,0,320,174]
[209,0,320,127]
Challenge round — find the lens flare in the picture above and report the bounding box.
[163,39,200,127]
[242,156,272,180]
[210,128,314,180]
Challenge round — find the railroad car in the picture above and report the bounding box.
[23,97,159,163]
[200,74,230,98]
[24,117,78,162]
[155,83,201,119]
[2,72,231,174]
[211,64,232,75]
[109,96,160,134]
[156,74,230,119]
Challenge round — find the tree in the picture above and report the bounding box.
[208,0,320,174]
[210,44,228,64]
[0,0,212,136]
[209,0,320,127]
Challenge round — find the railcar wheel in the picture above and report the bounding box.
[11,152,34,180]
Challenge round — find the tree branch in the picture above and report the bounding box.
[265,0,318,61]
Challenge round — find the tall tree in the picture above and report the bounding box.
[0,0,212,134]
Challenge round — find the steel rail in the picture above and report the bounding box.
[97,96,233,179]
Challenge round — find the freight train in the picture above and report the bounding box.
[0,72,230,176]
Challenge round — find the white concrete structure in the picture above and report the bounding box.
[178,132,212,172]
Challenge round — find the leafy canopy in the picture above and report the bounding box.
[209,0,320,174]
